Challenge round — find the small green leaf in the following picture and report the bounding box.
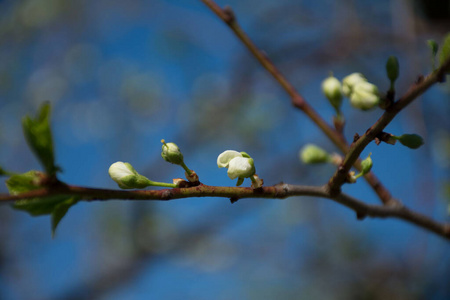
[6,170,43,195]
[236,177,244,186]
[51,197,78,238]
[440,33,450,72]
[395,134,424,149]
[22,102,59,176]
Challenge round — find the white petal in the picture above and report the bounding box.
[227,157,254,179]
[108,161,134,182]
[217,150,242,168]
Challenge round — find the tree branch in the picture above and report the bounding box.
[200,0,393,204]
[1,183,449,239]
[327,57,450,195]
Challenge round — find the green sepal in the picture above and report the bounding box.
[236,177,244,186]
[22,102,59,176]
[119,174,151,189]
[240,152,251,158]
[439,33,450,73]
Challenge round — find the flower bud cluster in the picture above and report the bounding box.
[322,73,380,111]
[342,73,380,110]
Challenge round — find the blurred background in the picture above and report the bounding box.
[0,0,449,299]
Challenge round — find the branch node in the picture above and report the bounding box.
[356,212,367,220]
[161,189,173,200]
[223,5,235,23]
[230,197,239,204]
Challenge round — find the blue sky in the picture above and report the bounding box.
[0,0,449,299]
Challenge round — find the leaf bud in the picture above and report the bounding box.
[395,134,424,149]
[300,144,331,164]
[386,56,399,84]
[360,153,373,175]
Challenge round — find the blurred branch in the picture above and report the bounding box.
[200,0,394,204]
[1,183,449,239]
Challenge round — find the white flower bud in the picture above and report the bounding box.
[342,73,367,97]
[217,150,242,168]
[322,76,343,110]
[227,157,255,180]
[349,81,380,110]
[108,162,142,189]
[161,140,184,165]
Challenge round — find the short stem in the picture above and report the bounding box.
[147,180,178,188]
[250,175,257,184]
[180,161,192,176]
[353,172,364,180]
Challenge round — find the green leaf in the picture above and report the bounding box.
[6,170,79,235]
[13,195,75,216]
[440,33,450,73]
[6,170,43,195]
[51,197,78,238]
[22,102,59,176]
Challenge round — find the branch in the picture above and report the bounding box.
[1,183,449,239]
[327,57,450,195]
[200,0,393,204]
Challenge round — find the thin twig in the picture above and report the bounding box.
[1,183,449,239]
[200,0,393,204]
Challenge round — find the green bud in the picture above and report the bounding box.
[300,144,331,164]
[428,40,439,57]
[394,134,424,149]
[322,75,343,111]
[342,73,367,97]
[360,153,373,175]
[349,81,380,110]
[439,33,450,73]
[386,56,399,85]
[352,153,373,180]
[161,139,184,165]
[428,40,439,70]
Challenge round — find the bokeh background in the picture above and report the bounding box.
[0,0,450,299]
